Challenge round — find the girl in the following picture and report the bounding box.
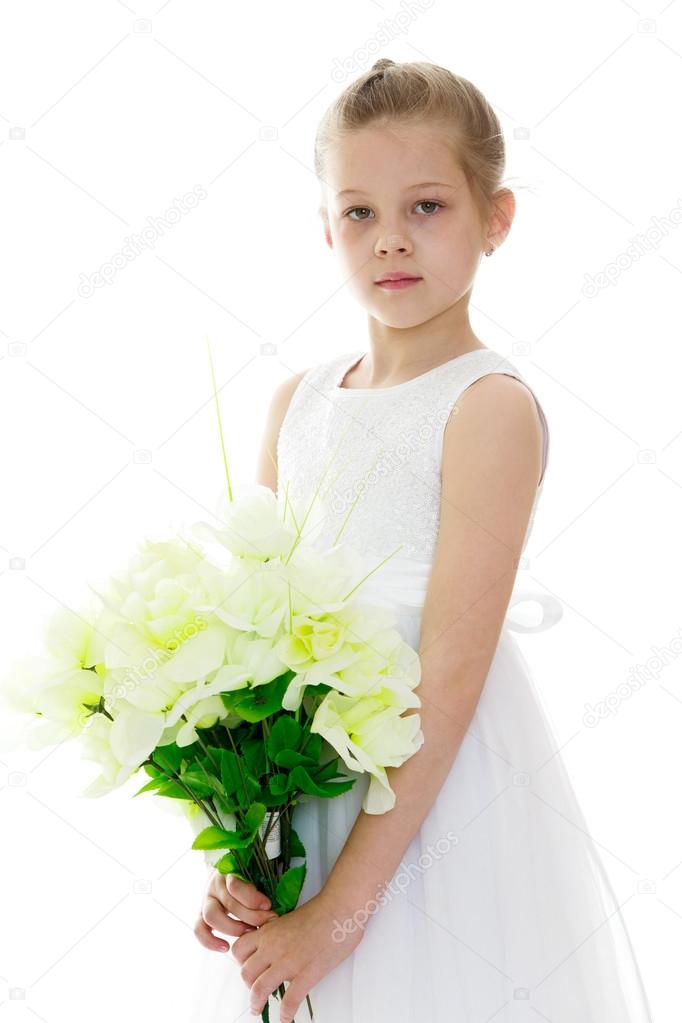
[193,59,653,1022]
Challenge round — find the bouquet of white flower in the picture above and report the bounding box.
[0,343,424,1023]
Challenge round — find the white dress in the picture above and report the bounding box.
[190,348,653,1022]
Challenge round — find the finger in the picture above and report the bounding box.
[193,914,232,953]
[203,894,258,938]
[279,973,316,1023]
[247,964,283,1016]
[225,873,273,911]
[220,876,279,928]
[230,929,262,967]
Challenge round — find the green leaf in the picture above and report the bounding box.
[290,765,356,799]
[225,672,294,723]
[288,827,306,859]
[214,851,240,874]
[220,749,261,809]
[151,743,184,774]
[259,790,290,808]
[243,739,267,779]
[220,749,244,796]
[192,804,266,853]
[315,759,343,782]
[243,802,267,834]
[266,716,302,759]
[273,749,317,769]
[300,732,322,762]
[132,774,166,797]
[193,825,240,850]
[177,767,214,799]
[155,779,194,799]
[269,773,292,796]
[275,863,307,913]
[214,846,254,874]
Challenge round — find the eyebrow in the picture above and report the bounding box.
[335,181,456,198]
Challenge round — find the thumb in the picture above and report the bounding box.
[227,874,271,910]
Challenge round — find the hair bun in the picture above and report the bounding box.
[371,58,395,72]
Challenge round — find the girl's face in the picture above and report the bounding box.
[322,121,510,330]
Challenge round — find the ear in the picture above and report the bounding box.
[319,207,332,249]
[486,189,516,251]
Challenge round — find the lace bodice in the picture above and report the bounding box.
[276,348,549,565]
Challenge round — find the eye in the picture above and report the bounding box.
[345,206,373,221]
[415,200,444,215]
[343,200,444,221]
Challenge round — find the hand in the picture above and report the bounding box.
[194,870,279,953]
[231,890,364,1022]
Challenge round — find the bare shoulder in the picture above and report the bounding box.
[419,371,544,666]
[455,369,542,421]
[255,367,309,490]
[445,371,544,485]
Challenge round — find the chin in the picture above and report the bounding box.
[369,307,432,329]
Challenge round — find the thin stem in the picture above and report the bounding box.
[282,478,290,523]
[150,753,222,829]
[204,335,233,502]
[186,718,221,775]
[284,421,354,564]
[332,448,383,546]
[341,544,404,601]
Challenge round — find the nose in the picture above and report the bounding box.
[375,233,411,256]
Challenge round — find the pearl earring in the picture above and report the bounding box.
[484,246,494,257]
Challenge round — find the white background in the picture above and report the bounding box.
[0,0,680,1020]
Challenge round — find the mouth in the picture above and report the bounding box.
[374,275,422,291]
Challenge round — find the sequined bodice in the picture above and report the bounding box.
[276,348,549,565]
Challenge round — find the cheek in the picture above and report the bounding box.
[332,223,370,264]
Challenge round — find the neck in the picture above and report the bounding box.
[363,302,482,387]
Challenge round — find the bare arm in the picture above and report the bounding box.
[318,373,545,923]
[254,369,308,492]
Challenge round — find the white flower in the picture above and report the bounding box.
[284,543,367,615]
[0,603,108,749]
[79,714,139,796]
[310,690,424,814]
[196,558,291,639]
[277,601,420,711]
[192,485,297,561]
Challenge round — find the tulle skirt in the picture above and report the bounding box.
[189,561,652,1022]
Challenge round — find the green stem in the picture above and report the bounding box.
[332,448,383,546]
[205,335,233,502]
[284,421,354,563]
[341,543,404,601]
[149,753,222,829]
[186,719,221,775]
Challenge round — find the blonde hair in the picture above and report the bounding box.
[315,58,512,232]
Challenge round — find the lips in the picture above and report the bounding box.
[375,274,422,291]
[375,272,422,283]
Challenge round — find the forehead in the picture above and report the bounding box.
[326,122,465,197]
